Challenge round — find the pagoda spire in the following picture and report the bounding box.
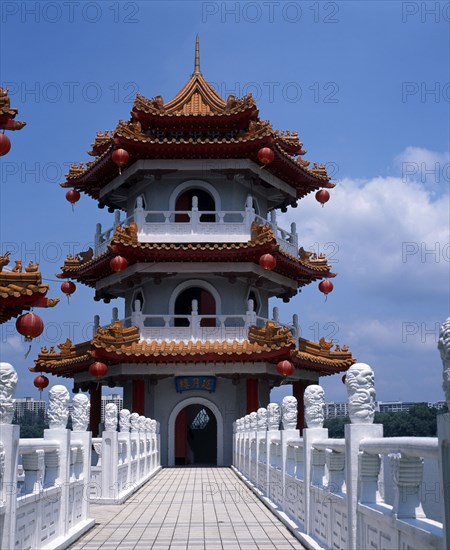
[193,34,201,76]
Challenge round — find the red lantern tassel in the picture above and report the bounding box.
[24,344,32,359]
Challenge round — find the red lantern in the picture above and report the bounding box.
[257,147,275,166]
[259,253,276,271]
[61,281,76,303]
[112,148,129,174]
[315,189,330,207]
[34,375,49,390]
[318,280,334,296]
[66,189,80,206]
[16,313,44,341]
[110,255,128,272]
[0,133,11,156]
[276,360,295,377]
[89,362,108,379]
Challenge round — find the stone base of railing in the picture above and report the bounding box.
[90,465,162,506]
[231,466,322,550]
[41,518,96,550]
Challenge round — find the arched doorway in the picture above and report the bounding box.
[175,188,215,222]
[168,397,224,466]
[174,404,217,465]
[174,286,216,327]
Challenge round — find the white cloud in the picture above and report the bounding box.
[393,146,450,188]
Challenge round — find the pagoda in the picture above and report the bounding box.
[32,39,354,466]
[0,88,58,326]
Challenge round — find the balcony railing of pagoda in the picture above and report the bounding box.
[124,300,300,344]
[93,195,299,258]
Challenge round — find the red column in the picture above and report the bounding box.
[246,378,259,414]
[132,380,145,415]
[89,383,102,437]
[293,380,312,433]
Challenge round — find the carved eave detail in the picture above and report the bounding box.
[92,321,140,349]
[0,87,26,130]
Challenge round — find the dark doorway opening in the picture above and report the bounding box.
[174,404,217,466]
[174,287,216,327]
[175,189,216,222]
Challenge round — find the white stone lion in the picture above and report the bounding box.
[282,396,298,430]
[304,385,325,428]
[48,385,70,429]
[249,411,258,430]
[130,412,140,432]
[0,363,18,424]
[267,403,281,430]
[119,409,131,432]
[346,363,376,424]
[72,394,90,431]
[438,317,450,408]
[257,408,268,431]
[104,403,118,431]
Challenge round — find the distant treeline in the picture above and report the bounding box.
[324,403,449,438]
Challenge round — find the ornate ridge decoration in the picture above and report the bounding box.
[88,131,114,156]
[292,336,355,370]
[0,87,26,130]
[248,320,296,349]
[112,223,138,245]
[92,321,140,349]
[298,247,329,268]
[250,222,277,246]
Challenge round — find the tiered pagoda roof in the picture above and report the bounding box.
[0,254,59,323]
[0,87,26,131]
[56,223,335,291]
[32,320,354,379]
[60,39,333,205]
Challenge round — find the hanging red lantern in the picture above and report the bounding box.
[315,189,330,207]
[276,360,295,377]
[65,189,80,206]
[0,133,11,156]
[34,375,49,390]
[61,281,76,303]
[318,280,334,296]
[112,148,129,174]
[110,255,128,272]
[259,253,276,271]
[16,313,44,341]
[89,362,108,379]
[257,147,275,166]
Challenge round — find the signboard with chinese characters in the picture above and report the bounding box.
[175,376,216,393]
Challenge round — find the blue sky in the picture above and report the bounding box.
[1,1,449,404]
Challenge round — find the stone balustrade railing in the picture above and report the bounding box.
[0,364,162,548]
[89,405,161,505]
[0,378,94,550]
[94,196,299,257]
[233,356,450,550]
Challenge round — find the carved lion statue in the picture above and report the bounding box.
[304,385,325,428]
[48,385,70,429]
[72,394,90,431]
[267,402,281,430]
[119,409,131,432]
[130,412,140,432]
[438,318,450,407]
[0,362,18,424]
[257,408,268,431]
[104,403,118,431]
[346,363,376,424]
[282,396,298,430]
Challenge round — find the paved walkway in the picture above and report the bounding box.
[70,467,305,550]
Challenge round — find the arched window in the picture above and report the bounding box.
[175,188,215,222]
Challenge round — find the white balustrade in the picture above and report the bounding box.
[232,355,448,550]
[93,197,299,258]
[0,363,162,548]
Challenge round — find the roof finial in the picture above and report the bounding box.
[193,34,201,76]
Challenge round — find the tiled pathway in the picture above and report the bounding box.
[69,467,305,550]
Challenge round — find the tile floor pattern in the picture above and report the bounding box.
[69,467,306,550]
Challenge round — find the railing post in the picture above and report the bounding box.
[272,306,279,324]
[95,223,102,256]
[291,222,298,251]
[44,385,71,538]
[281,396,300,514]
[114,209,121,227]
[438,318,450,550]
[93,314,100,337]
[0,362,20,550]
[131,299,143,331]
[191,299,200,340]
[134,195,145,233]
[244,194,255,231]
[102,403,119,501]
[266,403,281,497]
[119,409,131,491]
[191,196,199,233]
[344,363,382,550]
[71,393,92,523]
